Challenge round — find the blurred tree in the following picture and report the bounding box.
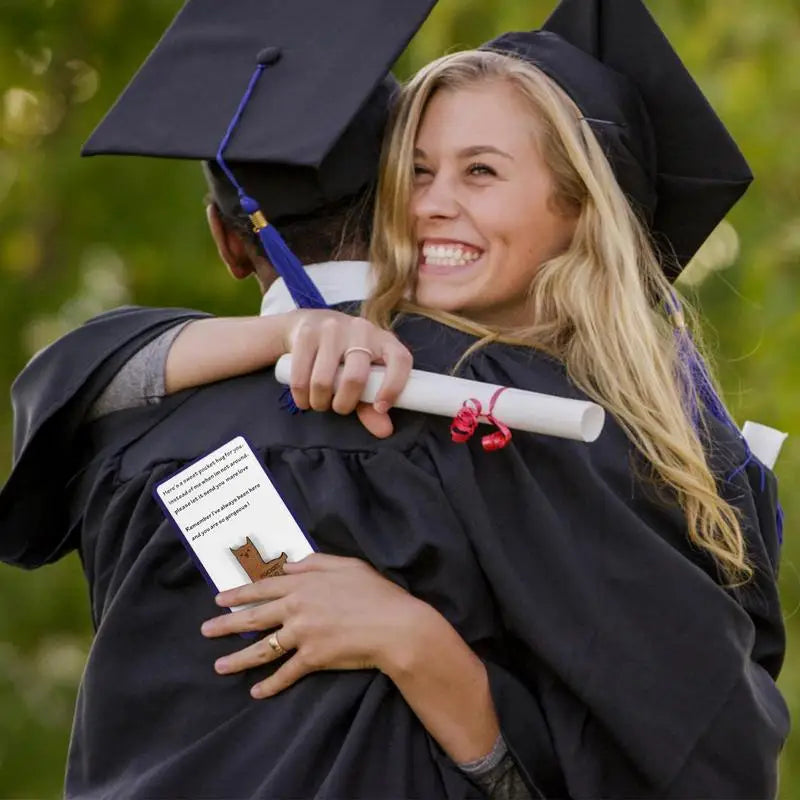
[0,0,798,796]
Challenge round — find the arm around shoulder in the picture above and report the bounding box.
[164,313,294,394]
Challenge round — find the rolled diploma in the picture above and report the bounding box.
[274,354,605,443]
[741,421,788,469]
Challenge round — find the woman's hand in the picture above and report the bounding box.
[200,553,428,699]
[203,553,500,763]
[281,310,413,438]
[163,309,411,438]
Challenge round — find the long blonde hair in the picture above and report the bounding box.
[364,50,749,584]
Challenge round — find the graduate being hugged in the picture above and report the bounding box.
[2,0,787,798]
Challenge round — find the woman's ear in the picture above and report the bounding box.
[206,203,254,280]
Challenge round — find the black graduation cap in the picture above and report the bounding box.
[483,0,753,278]
[82,0,438,222]
[82,0,437,310]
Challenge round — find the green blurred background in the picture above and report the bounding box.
[0,0,798,796]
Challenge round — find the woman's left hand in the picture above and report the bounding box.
[200,553,426,698]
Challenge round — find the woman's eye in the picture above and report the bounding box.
[413,164,432,177]
[467,162,496,177]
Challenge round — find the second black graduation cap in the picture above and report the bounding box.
[82,0,438,221]
[484,0,753,278]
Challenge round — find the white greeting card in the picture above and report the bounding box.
[154,436,313,610]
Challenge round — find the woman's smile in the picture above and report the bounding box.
[419,238,485,275]
[411,80,577,327]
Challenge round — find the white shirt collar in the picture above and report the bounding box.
[259,260,372,316]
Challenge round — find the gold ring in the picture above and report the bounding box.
[343,346,374,360]
[266,631,286,657]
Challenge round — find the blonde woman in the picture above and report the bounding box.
[6,2,786,798]
[165,17,787,800]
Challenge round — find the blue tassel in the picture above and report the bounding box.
[279,387,302,415]
[685,339,739,431]
[668,292,783,547]
[672,325,701,428]
[213,62,329,311]
[239,194,328,310]
[667,293,736,430]
[214,60,330,419]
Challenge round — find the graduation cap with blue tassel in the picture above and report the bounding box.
[212,46,329,312]
[81,0,438,407]
[81,0,439,308]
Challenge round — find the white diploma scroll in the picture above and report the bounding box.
[274,355,605,443]
[741,421,788,469]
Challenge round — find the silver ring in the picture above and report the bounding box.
[343,346,374,360]
[266,631,286,657]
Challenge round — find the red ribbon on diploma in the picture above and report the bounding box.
[450,387,512,452]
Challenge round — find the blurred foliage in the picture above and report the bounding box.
[0,0,798,796]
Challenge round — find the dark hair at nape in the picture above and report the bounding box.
[204,169,375,266]
[259,188,375,265]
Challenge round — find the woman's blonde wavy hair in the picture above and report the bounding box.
[364,49,750,584]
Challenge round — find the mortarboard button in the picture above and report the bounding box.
[257,46,281,67]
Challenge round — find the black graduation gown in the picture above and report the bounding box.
[0,307,788,799]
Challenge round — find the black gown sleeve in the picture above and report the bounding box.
[0,306,209,568]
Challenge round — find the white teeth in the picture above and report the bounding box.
[427,258,465,266]
[422,243,482,266]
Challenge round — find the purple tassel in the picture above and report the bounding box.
[214,60,329,418]
[668,293,782,546]
[279,387,302,415]
[667,293,737,430]
[239,194,328,310]
[668,292,740,432]
[672,326,701,428]
[686,340,739,431]
[213,63,328,311]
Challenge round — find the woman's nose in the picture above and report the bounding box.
[412,173,460,220]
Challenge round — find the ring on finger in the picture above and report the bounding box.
[343,346,374,360]
[266,630,286,658]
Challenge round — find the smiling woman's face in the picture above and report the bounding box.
[411,79,578,327]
